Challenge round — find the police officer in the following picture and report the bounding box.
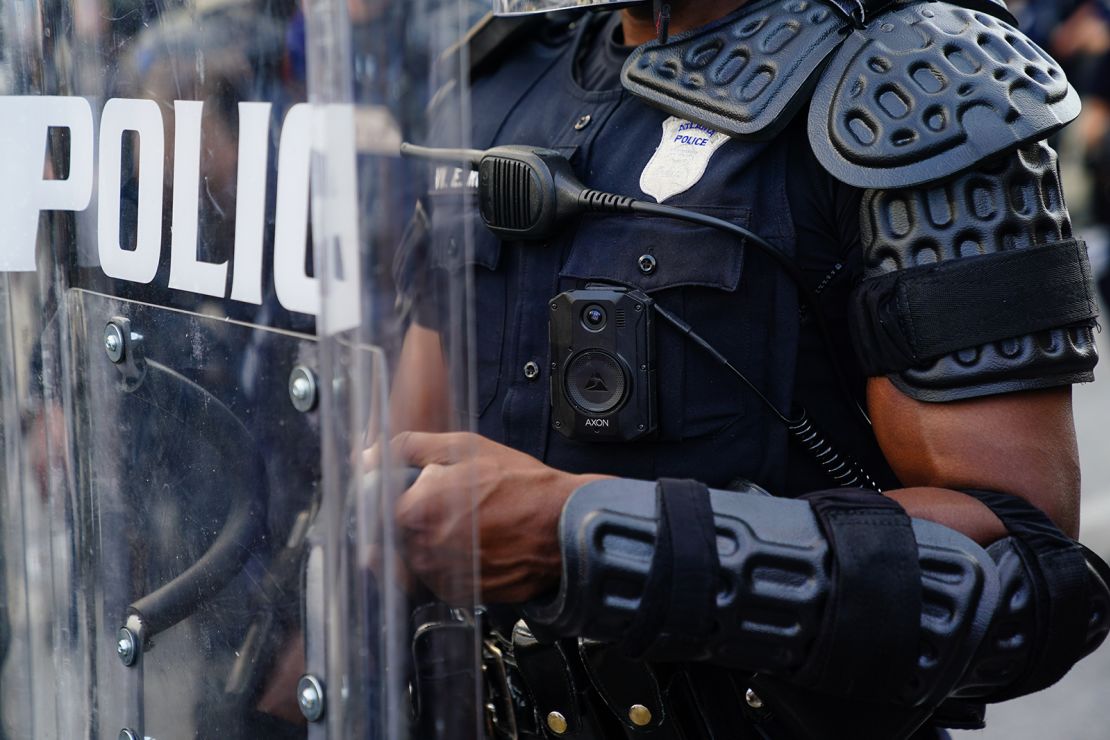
[389,0,1110,736]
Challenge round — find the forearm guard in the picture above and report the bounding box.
[524,479,1110,712]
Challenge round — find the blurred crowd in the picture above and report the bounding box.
[1016,0,1110,304]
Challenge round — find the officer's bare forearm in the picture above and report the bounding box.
[886,487,1008,546]
[389,323,452,434]
[869,378,1081,540]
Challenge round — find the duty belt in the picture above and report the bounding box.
[413,606,774,739]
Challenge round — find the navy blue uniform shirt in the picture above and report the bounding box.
[403,10,898,496]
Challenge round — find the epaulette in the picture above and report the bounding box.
[621,0,1078,189]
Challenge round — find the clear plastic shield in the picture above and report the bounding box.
[0,0,481,738]
[305,1,485,738]
[493,0,638,15]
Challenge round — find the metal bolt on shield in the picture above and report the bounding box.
[116,627,138,667]
[104,323,125,363]
[297,674,325,722]
[288,366,318,413]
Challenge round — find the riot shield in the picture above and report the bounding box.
[0,0,482,738]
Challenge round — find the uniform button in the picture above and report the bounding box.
[745,688,764,709]
[546,711,568,735]
[523,361,540,380]
[574,114,592,131]
[638,254,657,275]
[628,704,652,726]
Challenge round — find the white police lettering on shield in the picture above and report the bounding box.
[0,95,361,333]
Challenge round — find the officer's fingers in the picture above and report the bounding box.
[394,463,451,532]
[396,466,476,600]
[361,442,383,471]
[360,440,415,472]
[363,431,461,472]
[390,431,476,468]
[396,464,474,554]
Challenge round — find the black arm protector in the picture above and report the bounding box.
[953,490,1110,702]
[524,479,1110,712]
[850,141,1099,401]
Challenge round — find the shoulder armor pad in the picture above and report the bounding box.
[809,1,1079,188]
[621,0,849,141]
[621,0,1074,187]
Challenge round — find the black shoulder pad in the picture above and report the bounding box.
[853,142,1099,401]
[621,0,848,141]
[619,0,1026,150]
[809,1,1079,188]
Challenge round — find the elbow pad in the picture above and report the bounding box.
[525,479,1110,711]
[953,490,1110,702]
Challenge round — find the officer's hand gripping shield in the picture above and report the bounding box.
[0,0,484,738]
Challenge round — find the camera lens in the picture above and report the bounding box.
[583,305,606,331]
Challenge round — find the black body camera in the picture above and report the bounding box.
[549,285,656,442]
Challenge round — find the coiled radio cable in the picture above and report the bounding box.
[654,303,880,491]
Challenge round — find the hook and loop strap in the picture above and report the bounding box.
[621,479,720,659]
[797,489,922,699]
[851,240,1098,376]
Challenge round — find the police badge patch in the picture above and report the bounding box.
[640,116,731,203]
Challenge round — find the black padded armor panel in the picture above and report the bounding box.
[620,0,1071,188]
[809,2,1080,188]
[952,490,1110,703]
[953,538,1101,700]
[856,141,1098,401]
[526,479,1000,710]
[621,0,848,140]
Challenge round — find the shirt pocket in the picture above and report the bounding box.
[559,206,753,440]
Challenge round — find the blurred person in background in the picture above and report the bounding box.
[1038,0,1110,304]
